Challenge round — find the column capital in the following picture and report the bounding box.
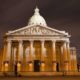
[41,40,45,61]
[66,41,70,44]
[6,40,12,61]
[51,40,56,43]
[41,40,45,46]
[41,40,45,42]
[29,40,34,43]
[6,40,12,43]
[18,40,23,61]
[18,40,23,44]
[63,40,70,43]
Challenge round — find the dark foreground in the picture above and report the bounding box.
[0,76,80,80]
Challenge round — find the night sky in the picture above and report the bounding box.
[0,0,80,60]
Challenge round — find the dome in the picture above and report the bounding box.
[28,7,47,26]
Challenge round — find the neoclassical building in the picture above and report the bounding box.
[0,7,79,76]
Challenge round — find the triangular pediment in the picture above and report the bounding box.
[6,25,69,37]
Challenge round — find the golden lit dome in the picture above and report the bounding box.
[28,7,47,26]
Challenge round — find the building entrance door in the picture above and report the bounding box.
[57,63,59,72]
[14,64,18,76]
[34,60,40,72]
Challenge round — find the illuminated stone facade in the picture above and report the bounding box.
[0,7,79,76]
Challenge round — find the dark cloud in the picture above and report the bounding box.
[0,0,80,59]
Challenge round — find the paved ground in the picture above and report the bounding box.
[0,76,80,80]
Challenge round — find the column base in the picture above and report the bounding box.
[3,61,9,72]
[52,61,57,72]
[64,60,69,71]
[41,61,45,72]
[28,61,33,72]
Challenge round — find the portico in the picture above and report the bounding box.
[1,7,78,76]
[3,38,70,72]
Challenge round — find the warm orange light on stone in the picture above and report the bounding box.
[0,6,79,76]
[29,63,33,71]
[17,62,21,72]
[41,62,45,71]
[53,62,57,72]
[4,63,8,72]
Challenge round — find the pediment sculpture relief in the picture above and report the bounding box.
[12,26,61,36]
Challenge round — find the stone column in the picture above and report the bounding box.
[29,40,34,71]
[63,41,68,71]
[18,40,23,61]
[4,40,12,72]
[2,41,7,72]
[30,40,34,61]
[66,41,71,71]
[63,41,68,61]
[2,42,6,72]
[52,40,57,72]
[41,40,45,61]
[6,40,12,61]
[67,41,70,59]
[40,40,45,71]
[71,48,78,72]
[18,40,23,72]
[3,42,6,61]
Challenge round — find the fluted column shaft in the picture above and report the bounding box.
[41,40,45,61]
[52,40,57,72]
[6,40,12,61]
[18,40,23,61]
[63,42,68,61]
[4,40,12,72]
[41,40,45,71]
[52,40,56,61]
[29,40,34,71]
[30,40,34,61]
[63,41,68,71]
[66,41,71,71]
